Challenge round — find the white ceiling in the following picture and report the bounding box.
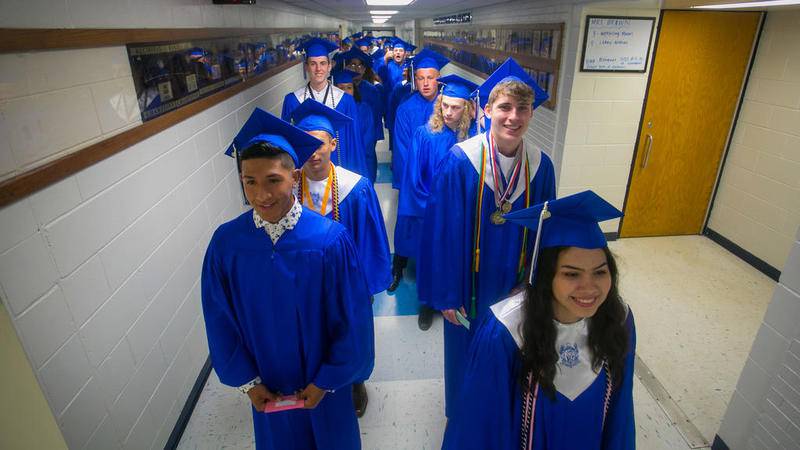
[281,0,509,23]
[283,0,800,25]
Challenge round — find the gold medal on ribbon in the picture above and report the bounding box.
[501,201,512,213]
[491,210,506,225]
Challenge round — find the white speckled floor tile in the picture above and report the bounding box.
[371,315,444,383]
[633,375,691,449]
[610,235,775,442]
[376,134,391,163]
[375,184,398,253]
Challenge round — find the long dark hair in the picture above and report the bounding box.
[519,246,629,397]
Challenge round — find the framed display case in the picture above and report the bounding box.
[128,30,339,121]
[421,23,564,110]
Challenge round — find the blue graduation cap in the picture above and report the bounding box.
[225,108,322,168]
[503,190,623,284]
[298,37,339,58]
[291,98,353,139]
[342,37,353,46]
[475,58,549,110]
[332,69,359,85]
[352,32,364,39]
[354,37,372,49]
[437,74,478,100]
[411,48,449,71]
[391,38,416,52]
[336,48,373,69]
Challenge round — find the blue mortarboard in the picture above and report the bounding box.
[332,69,359,85]
[299,37,339,58]
[475,58,549,110]
[342,37,353,46]
[391,38,416,52]
[354,37,372,48]
[352,32,364,39]
[290,98,353,138]
[336,48,372,69]
[437,74,479,100]
[503,190,623,284]
[411,48,449,71]
[225,108,322,168]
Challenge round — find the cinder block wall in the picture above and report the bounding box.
[0,1,350,449]
[718,226,800,449]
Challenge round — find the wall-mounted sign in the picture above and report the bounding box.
[580,15,655,73]
[433,12,472,25]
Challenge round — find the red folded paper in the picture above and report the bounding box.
[264,395,305,413]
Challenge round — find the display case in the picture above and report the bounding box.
[421,23,563,110]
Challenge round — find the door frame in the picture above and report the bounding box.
[616,9,766,237]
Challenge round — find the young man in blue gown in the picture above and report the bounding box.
[397,75,479,329]
[443,191,636,449]
[387,49,450,294]
[418,58,557,418]
[291,99,392,416]
[281,37,368,178]
[202,108,374,449]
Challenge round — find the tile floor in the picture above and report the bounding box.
[177,138,776,449]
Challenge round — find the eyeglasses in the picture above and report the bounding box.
[346,61,365,69]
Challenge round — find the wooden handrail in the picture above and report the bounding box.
[0,59,302,207]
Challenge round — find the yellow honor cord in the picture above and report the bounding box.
[302,163,335,216]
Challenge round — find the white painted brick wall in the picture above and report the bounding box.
[558,6,659,234]
[0,1,353,448]
[708,11,800,270]
[718,227,800,449]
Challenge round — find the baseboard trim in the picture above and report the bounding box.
[712,435,730,450]
[704,228,781,281]
[165,357,212,450]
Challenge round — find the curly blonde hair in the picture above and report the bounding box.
[427,94,475,142]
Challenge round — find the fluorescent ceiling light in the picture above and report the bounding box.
[372,18,390,24]
[366,0,414,6]
[372,16,392,19]
[370,10,399,14]
[692,0,800,8]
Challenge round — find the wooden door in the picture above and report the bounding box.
[620,11,760,237]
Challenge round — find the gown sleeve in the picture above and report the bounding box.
[397,126,428,218]
[200,232,260,387]
[313,227,376,390]
[280,92,298,122]
[602,310,637,449]
[418,151,471,311]
[442,314,518,450]
[348,181,392,295]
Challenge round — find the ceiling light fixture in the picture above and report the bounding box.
[691,0,800,8]
[366,0,414,6]
[371,16,391,19]
[370,10,399,14]
[372,18,390,24]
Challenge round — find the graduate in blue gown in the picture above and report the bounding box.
[377,38,415,102]
[291,99,391,417]
[417,59,556,417]
[203,108,374,450]
[384,62,412,151]
[395,75,478,328]
[281,37,369,178]
[333,69,379,183]
[443,190,636,449]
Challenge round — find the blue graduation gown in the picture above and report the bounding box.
[392,92,435,190]
[417,132,556,416]
[443,293,636,450]
[378,59,404,100]
[318,167,392,296]
[386,82,412,135]
[395,123,475,259]
[358,80,385,142]
[356,101,378,183]
[201,209,374,450]
[281,85,369,178]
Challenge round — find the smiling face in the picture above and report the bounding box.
[551,247,612,324]
[441,95,467,129]
[305,55,331,87]
[484,93,533,152]
[241,156,298,223]
[415,68,440,100]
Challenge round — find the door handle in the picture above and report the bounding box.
[641,134,653,170]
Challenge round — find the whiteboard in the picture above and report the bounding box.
[580,15,655,72]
